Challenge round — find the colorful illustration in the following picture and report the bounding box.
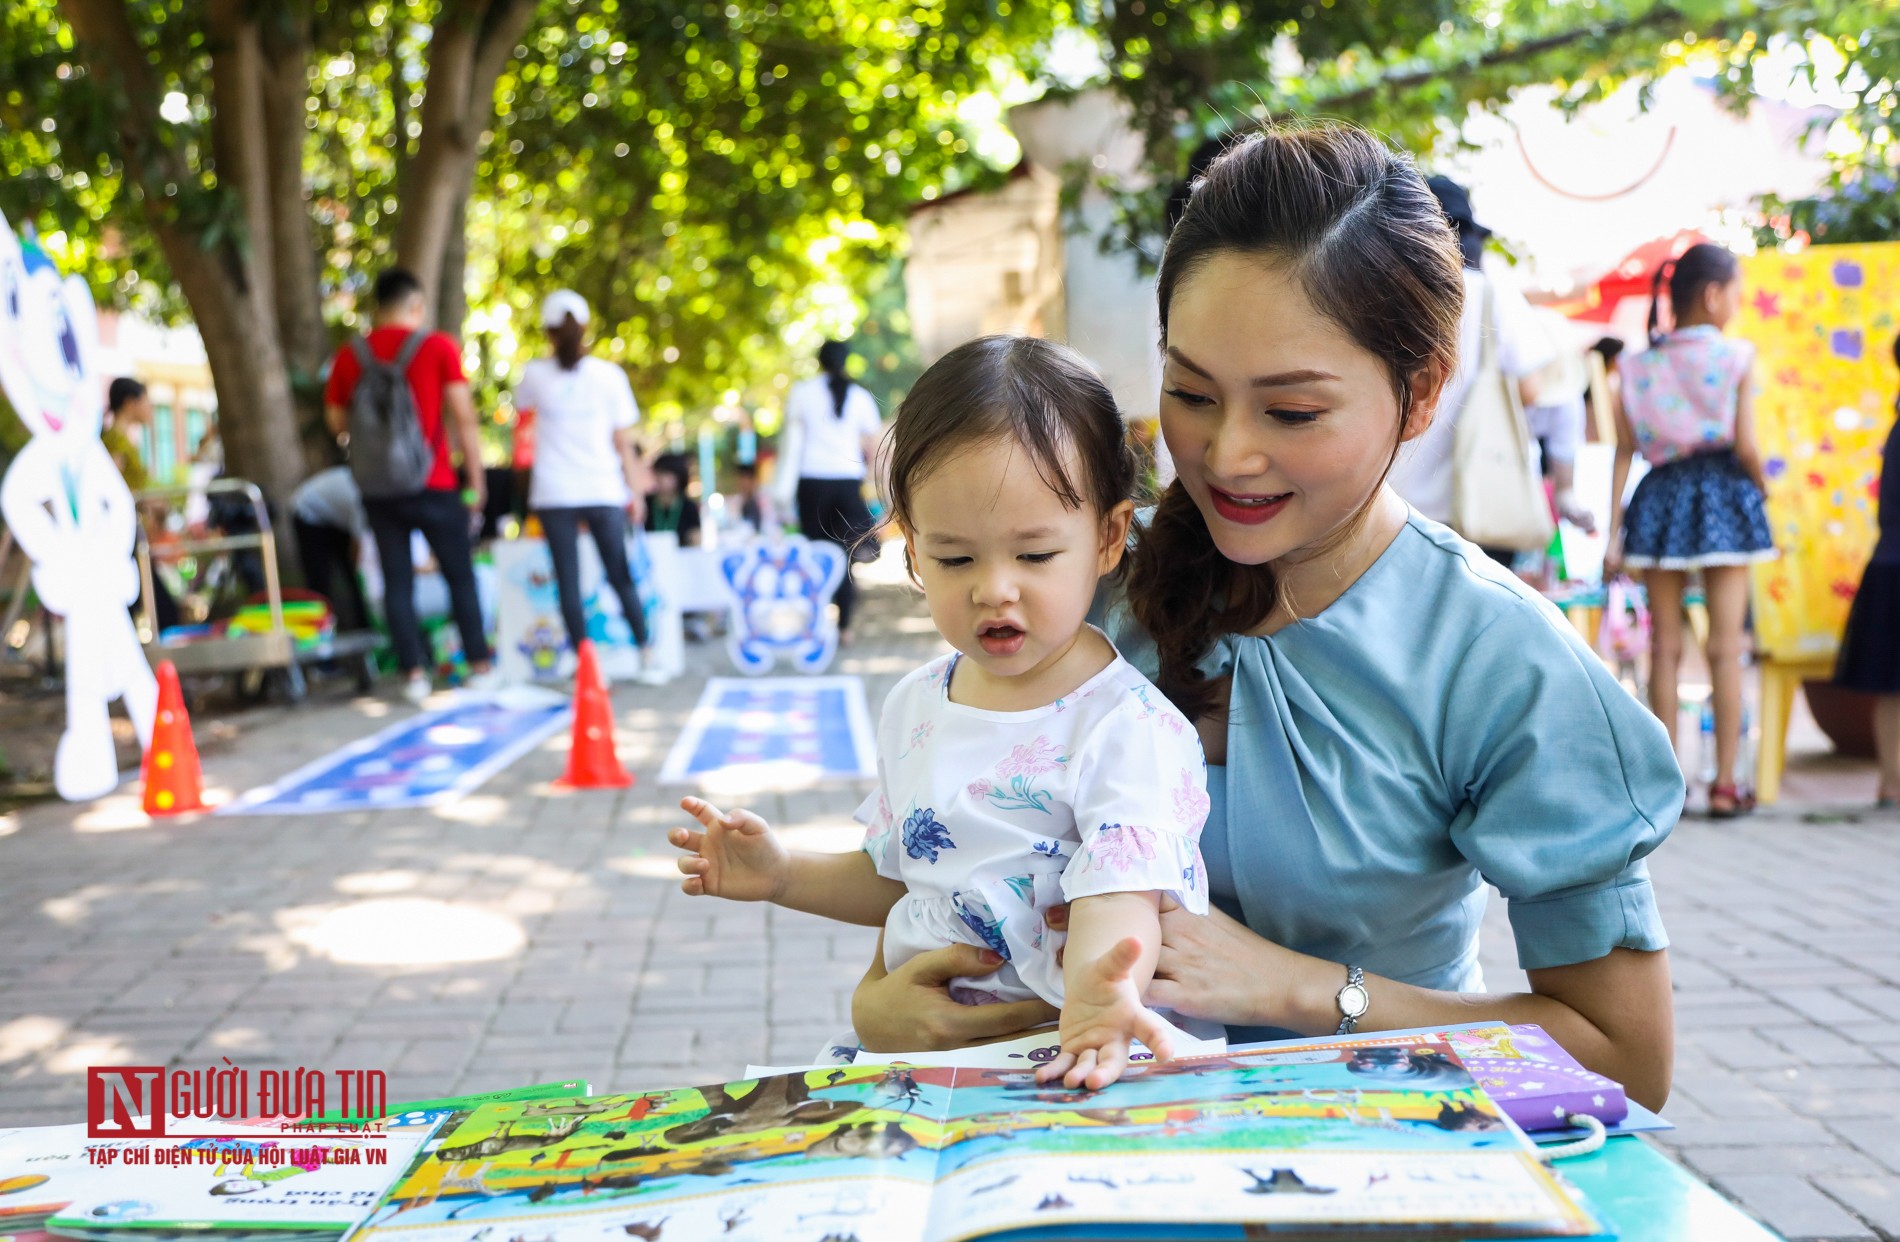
[659,676,877,785]
[491,532,683,687]
[351,1039,1599,1242]
[719,536,846,674]
[217,692,568,815]
[1736,243,1900,660]
[1443,1024,1629,1133]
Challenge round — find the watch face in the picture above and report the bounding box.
[1340,983,1371,1019]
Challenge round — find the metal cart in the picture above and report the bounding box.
[135,478,384,702]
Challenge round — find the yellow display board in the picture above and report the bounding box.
[1736,243,1899,662]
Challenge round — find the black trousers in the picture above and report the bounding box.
[796,476,874,632]
[535,505,650,651]
[363,488,492,674]
[293,517,370,632]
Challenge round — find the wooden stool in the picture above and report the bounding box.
[1754,656,1836,804]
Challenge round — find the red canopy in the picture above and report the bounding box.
[1569,229,1709,322]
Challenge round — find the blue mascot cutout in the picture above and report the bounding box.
[719,536,846,674]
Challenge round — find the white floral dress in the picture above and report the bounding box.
[856,648,1210,1008]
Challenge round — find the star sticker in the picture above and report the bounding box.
[1522,1081,1545,1090]
[1592,1094,1606,1107]
[1552,1104,1567,1118]
[1752,289,1781,319]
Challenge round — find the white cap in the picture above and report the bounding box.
[541,289,590,329]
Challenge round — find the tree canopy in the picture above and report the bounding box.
[0,0,1892,499]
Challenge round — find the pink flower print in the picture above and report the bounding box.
[1172,769,1209,832]
[1082,823,1159,874]
[902,720,934,755]
[967,777,994,799]
[998,735,1063,778]
[872,790,893,830]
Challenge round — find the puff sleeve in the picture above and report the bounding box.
[1061,696,1211,913]
[1441,601,1682,971]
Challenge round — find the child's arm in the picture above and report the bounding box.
[1035,890,1174,1090]
[1605,383,1637,577]
[1731,368,1767,491]
[670,796,908,927]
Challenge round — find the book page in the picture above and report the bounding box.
[353,1068,952,1242]
[918,1038,1600,1242]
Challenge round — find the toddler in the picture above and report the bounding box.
[671,335,1210,1088]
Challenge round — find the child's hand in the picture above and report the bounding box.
[1036,937,1176,1090]
[669,796,789,902]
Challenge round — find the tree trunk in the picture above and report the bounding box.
[394,0,535,318]
[436,185,471,341]
[258,19,334,472]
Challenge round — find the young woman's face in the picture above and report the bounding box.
[1160,253,1425,569]
[904,436,1130,690]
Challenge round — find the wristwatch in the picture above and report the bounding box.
[1334,964,1370,1035]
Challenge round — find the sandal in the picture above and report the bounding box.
[1708,783,1756,819]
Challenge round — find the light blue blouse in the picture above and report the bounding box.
[1104,513,1680,1031]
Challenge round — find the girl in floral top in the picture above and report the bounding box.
[1607,242,1775,818]
[670,335,1210,1088]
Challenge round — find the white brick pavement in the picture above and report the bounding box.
[2,567,1897,1239]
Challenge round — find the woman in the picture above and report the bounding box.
[782,340,884,644]
[850,124,1681,1109]
[511,290,658,679]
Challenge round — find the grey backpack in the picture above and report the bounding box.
[346,332,435,499]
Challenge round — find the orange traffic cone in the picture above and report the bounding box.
[142,661,207,816]
[557,640,632,789]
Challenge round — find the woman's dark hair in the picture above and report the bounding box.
[1589,336,1626,366]
[549,314,586,370]
[818,339,853,419]
[887,335,1137,573]
[1647,242,1739,346]
[1128,122,1465,720]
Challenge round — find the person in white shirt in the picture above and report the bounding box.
[512,290,659,678]
[1386,177,1554,557]
[778,340,885,643]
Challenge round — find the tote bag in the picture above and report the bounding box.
[1450,283,1556,552]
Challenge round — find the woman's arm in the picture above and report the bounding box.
[1144,903,1675,1110]
[615,427,649,526]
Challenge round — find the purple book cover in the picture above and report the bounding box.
[1446,1024,1629,1133]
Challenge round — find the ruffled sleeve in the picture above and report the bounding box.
[853,678,909,882]
[1060,690,1211,913]
[853,774,904,882]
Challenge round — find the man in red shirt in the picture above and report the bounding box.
[324,268,495,702]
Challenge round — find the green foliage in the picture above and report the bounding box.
[0,0,1894,454]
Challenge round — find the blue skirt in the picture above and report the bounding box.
[1621,450,1775,570]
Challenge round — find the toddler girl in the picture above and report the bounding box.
[1607,242,1775,817]
[670,335,1210,1088]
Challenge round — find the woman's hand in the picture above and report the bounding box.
[851,943,1057,1053]
[1144,901,1297,1028]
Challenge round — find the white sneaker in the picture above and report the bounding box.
[463,667,504,693]
[634,667,670,687]
[401,675,432,705]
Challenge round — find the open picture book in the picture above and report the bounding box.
[350,1034,1602,1242]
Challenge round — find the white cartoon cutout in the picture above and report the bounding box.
[0,209,157,800]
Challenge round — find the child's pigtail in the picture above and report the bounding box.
[1646,259,1673,348]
